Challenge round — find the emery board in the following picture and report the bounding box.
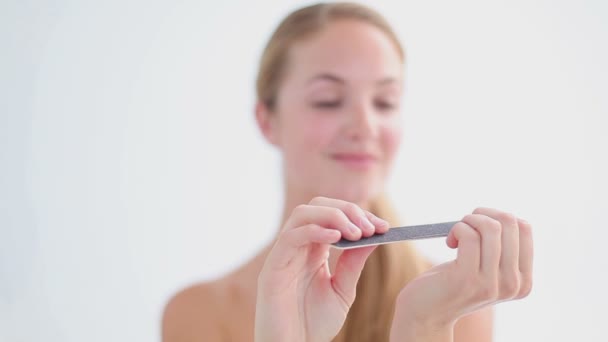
[331,221,459,249]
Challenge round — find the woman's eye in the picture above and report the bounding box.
[313,101,342,109]
[375,100,396,111]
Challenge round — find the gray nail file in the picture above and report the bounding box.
[331,221,459,249]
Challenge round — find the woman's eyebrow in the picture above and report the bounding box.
[307,74,398,86]
[307,73,345,84]
[377,77,398,85]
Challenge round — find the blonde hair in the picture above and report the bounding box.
[256,2,430,341]
[257,2,404,110]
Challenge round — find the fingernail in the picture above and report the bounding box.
[369,213,389,227]
[360,216,375,232]
[349,222,361,235]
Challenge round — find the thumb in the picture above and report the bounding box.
[446,223,461,249]
[331,246,377,304]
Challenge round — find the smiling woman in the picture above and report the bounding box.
[262,15,405,204]
[161,2,531,342]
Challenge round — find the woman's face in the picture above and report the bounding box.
[266,19,404,205]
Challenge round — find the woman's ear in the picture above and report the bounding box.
[255,101,281,147]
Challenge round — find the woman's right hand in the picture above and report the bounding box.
[254,196,389,342]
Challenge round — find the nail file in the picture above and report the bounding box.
[331,221,459,249]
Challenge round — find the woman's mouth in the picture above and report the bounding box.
[330,152,378,170]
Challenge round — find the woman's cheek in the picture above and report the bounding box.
[304,114,339,149]
[381,122,403,165]
[284,116,334,168]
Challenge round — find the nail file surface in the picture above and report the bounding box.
[331,221,459,249]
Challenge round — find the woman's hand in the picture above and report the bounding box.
[255,196,389,342]
[390,207,534,341]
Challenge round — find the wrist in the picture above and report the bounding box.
[390,307,455,342]
[390,320,454,342]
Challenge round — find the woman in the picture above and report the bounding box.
[162,2,533,341]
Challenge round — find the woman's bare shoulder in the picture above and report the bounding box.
[162,248,267,341]
[161,280,225,341]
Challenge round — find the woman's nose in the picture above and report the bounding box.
[346,103,377,140]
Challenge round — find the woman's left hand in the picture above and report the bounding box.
[390,207,534,340]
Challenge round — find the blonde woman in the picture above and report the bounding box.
[162,2,533,341]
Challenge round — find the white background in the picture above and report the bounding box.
[1,0,607,341]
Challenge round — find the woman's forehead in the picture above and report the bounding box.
[285,21,403,84]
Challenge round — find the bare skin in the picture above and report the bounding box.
[162,205,494,342]
[162,241,494,341]
[162,18,530,341]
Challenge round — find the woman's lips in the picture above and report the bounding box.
[330,153,378,170]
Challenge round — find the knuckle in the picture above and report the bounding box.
[487,218,502,234]
[497,212,518,226]
[472,207,487,215]
[302,223,317,231]
[483,286,500,302]
[292,204,308,215]
[475,215,501,234]
[464,214,501,236]
[467,227,481,242]
[460,275,479,298]
[462,213,476,223]
[455,221,476,236]
[330,208,346,222]
[453,221,468,231]
[275,231,292,247]
[344,202,360,215]
[519,221,533,237]
[516,279,533,299]
[485,281,500,301]
[472,281,498,302]
[283,225,299,238]
[309,196,325,205]
[500,272,521,299]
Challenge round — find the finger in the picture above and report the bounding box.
[309,197,376,237]
[516,218,534,299]
[269,224,341,270]
[473,208,520,273]
[447,221,481,272]
[331,246,377,305]
[462,213,502,275]
[473,207,521,299]
[365,210,390,234]
[283,223,342,247]
[287,204,362,240]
